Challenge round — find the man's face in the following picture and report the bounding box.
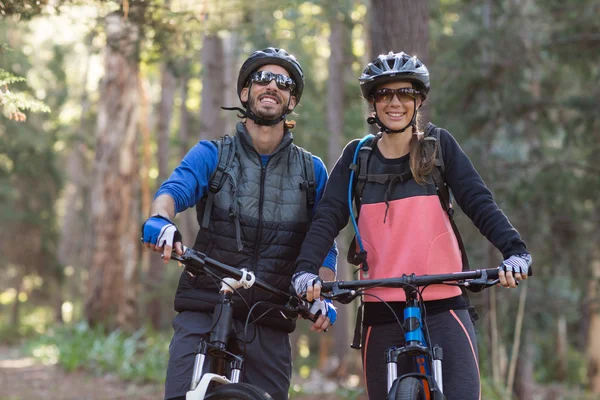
[240,65,297,120]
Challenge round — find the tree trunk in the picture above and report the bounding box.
[556,315,568,381]
[368,0,429,63]
[86,12,141,331]
[326,6,352,376]
[199,34,225,141]
[177,63,198,246]
[58,48,91,271]
[223,32,239,135]
[514,332,535,400]
[146,62,177,329]
[368,0,430,124]
[587,249,600,392]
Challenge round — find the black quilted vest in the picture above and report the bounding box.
[174,123,313,332]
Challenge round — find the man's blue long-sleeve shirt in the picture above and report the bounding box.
[156,140,338,273]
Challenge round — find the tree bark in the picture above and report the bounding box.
[177,63,198,246]
[86,12,141,331]
[58,48,92,272]
[587,249,600,392]
[368,0,430,125]
[327,6,352,376]
[368,0,429,64]
[146,61,177,329]
[514,332,535,400]
[223,32,239,135]
[199,34,225,141]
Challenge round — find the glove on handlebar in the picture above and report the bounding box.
[141,215,182,247]
[292,271,322,296]
[499,253,532,275]
[309,298,337,325]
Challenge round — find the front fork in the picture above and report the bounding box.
[386,299,444,394]
[189,292,244,391]
[189,341,245,391]
[386,344,444,394]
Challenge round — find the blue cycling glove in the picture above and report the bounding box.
[309,298,337,325]
[141,215,182,247]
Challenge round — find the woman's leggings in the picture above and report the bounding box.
[362,308,480,400]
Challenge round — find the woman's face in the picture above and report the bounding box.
[372,81,421,132]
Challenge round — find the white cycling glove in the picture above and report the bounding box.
[309,298,337,325]
[292,271,322,296]
[499,253,532,275]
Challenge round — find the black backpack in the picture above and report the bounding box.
[201,134,317,230]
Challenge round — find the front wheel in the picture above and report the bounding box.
[393,377,426,400]
[204,383,273,400]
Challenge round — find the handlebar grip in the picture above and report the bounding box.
[485,268,500,280]
[321,281,334,293]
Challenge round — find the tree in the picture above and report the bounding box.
[367,0,430,124]
[85,10,142,331]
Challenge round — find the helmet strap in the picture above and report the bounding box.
[366,98,418,134]
[222,83,293,127]
[222,106,287,126]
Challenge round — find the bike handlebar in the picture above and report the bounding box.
[320,268,504,304]
[169,247,318,322]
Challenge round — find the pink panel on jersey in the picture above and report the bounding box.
[357,195,463,302]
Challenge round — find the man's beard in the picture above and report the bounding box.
[247,90,287,120]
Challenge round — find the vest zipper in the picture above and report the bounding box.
[253,163,267,270]
[249,162,267,309]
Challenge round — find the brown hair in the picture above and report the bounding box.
[284,119,296,129]
[408,114,437,185]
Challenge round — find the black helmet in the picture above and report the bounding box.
[237,47,305,104]
[359,51,430,100]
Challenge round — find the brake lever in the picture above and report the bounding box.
[322,291,359,304]
[285,296,318,323]
[163,247,204,276]
[461,270,501,293]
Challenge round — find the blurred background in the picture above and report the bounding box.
[0,0,599,399]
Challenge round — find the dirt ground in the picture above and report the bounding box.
[0,346,163,400]
[0,346,351,400]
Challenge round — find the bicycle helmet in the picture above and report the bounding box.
[359,51,430,100]
[237,47,305,104]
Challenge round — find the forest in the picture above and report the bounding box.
[1,0,599,399]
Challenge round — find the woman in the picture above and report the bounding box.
[292,52,532,400]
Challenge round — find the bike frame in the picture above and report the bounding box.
[321,268,501,399]
[170,248,315,400]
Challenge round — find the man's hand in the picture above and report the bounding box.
[141,215,183,263]
[499,253,532,288]
[308,298,337,333]
[292,271,322,301]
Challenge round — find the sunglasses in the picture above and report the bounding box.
[249,71,296,93]
[372,87,420,104]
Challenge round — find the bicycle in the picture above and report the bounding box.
[169,247,317,400]
[319,267,515,400]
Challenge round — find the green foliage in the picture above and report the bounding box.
[0,304,57,344]
[25,322,170,383]
[0,50,50,120]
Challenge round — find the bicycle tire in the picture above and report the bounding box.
[394,377,427,400]
[204,383,273,400]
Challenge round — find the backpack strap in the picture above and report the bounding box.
[424,125,470,272]
[351,135,380,210]
[299,150,316,209]
[201,135,236,231]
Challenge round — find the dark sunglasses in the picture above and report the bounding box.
[372,87,420,104]
[249,71,296,93]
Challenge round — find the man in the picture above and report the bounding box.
[141,47,338,400]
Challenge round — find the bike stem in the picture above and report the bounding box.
[210,292,234,354]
